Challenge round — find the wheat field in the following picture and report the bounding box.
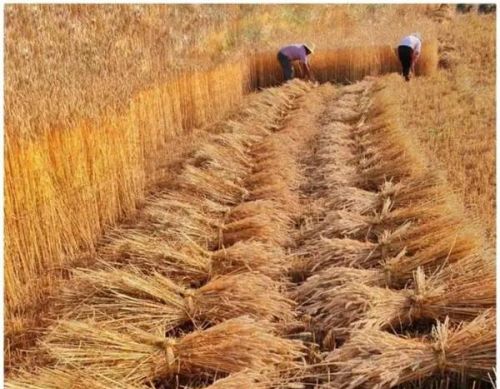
[4,4,495,388]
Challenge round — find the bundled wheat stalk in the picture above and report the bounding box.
[227,200,292,226]
[298,224,410,272]
[62,268,295,334]
[6,367,148,389]
[99,232,213,282]
[300,263,494,339]
[100,231,288,283]
[222,200,293,247]
[248,181,299,214]
[132,194,224,245]
[144,191,231,219]
[43,317,304,385]
[198,370,269,389]
[222,119,271,139]
[178,165,248,206]
[383,229,484,287]
[211,240,289,279]
[300,213,478,274]
[309,198,455,241]
[323,174,448,216]
[222,214,290,247]
[325,310,496,388]
[191,139,253,181]
[294,266,384,305]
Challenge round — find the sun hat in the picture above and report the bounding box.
[304,43,316,54]
[412,32,422,41]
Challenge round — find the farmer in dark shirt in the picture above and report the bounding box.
[277,43,315,82]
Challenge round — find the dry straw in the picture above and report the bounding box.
[178,165,249,206]
[43,317,304,385]
[326,310,495,388]
[323,174,449,215]
[222,201,292,247]
[300,264,494,339]
[61,268,295,333]
[131,194,224,245]
[100,231,288,282]
[200,370,269,389]
[6,367,149,389]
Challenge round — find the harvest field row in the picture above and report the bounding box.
[7,77,495,387]
[5,42,438,351]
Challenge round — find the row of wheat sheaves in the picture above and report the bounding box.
[7,78,495,389]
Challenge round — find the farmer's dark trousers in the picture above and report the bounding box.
[397,45,413,81]
[277,52,294,81]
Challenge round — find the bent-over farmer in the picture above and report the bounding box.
[277,43,315,82]
[397,33,422,81]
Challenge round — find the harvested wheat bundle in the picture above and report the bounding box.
[320,164,359,189]
[251,160,300,192]
[196,370,269,389]
[383,230,484,287]
[323,174,448,215]
[212,240,289,279]
[375,176,442,204]
[324,106,361,123]
[191,141,253,181]
[100,230,289,283]
[5,367,149,389]
[293,266,384,305]
[325,310,496,388]
[318,145,356,171]
[322,186,378,215]
[99,231,213,282]
[319,121,354,144]
[299,279,409,340]
[211,131,262,150]
[178,165,248,206]
[246,171,299,193]
[377,214,481,262]
[227,200,292,227]
[222,120,271,139]
[43,317,304,385]
[221,214,290,247]
[297,236,381,272]
[61,268,295,334]
[248,182,300,214]
[143,191,230,219]
[300,214,477,273]
[137,196,223,244]
[301,263,494,339]
[357,156,424,189]
[307,198,459,242]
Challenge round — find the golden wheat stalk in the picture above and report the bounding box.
[326,310,496,388]
[62,268,296,333]
[43,317,305,384]
[178,165,249,206]
[5,367,148,389]
[211,240,289,279]
[98,228,290,283]
[200,370,269,389]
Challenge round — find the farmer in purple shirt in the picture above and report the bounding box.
[277,43,315,82]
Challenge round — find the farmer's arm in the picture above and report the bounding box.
[301,61,314,81]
